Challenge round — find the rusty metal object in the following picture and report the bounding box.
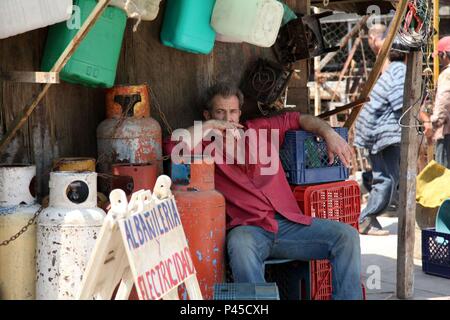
[112,163,159,194]
[171,159,226,300]
[97,84,162,193]
[105,84,151,119]
[53,157,96,172]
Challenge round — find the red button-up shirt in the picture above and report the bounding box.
[165,112,312,233]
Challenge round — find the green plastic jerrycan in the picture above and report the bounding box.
[160,0,216,54]
[41,0,127,88]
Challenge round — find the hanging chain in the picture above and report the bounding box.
[149,86,174,135]
[0,206,44,247]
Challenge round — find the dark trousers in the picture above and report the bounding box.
[359,144,400,223]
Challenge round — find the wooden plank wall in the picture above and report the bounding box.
[0,0,310,199]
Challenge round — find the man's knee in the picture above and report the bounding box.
[227,227,259,253]
[335,223,360,249]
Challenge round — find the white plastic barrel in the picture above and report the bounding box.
[0,0,73,39]
[211,0,284,47]
[109,0,161,21]
[36,171,105,300]
[0,165,40,300]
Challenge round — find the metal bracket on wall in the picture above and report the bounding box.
[0,71,59,84]
[0,0,111,155]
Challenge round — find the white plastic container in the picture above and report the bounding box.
[109,0,161,21]
[36,172,105,300]
[216,33,242,43]
[211,0,284,47]
[0,0,73,39]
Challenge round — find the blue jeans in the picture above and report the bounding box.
[227,214,362,300]
[359,144,400,223]
[436,135,450,169]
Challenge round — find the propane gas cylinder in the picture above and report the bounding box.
[171,158,226,300]
[43,158,107,209]
[36,171,105,300]
[0,165,40,300]
[97,84,162,180]
[112,163,158,194]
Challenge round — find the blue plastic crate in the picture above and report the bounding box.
[280,128,349,185]
[422,228,450,279]
[213,283,280,300]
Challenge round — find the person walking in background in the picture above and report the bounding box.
[354,38,408,236]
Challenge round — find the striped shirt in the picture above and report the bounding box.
[354,61,406,154]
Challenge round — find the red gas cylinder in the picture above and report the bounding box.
[97,84,162,191]
[171,158,226,300]
[112,163,159,194]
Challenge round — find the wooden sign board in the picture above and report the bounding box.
[78,188,202,300]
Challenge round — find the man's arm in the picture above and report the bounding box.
[173,120,243,151]
[430,72,450,128]
[299,113,354,168]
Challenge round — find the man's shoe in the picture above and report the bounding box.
[360,226,390,236]
[358,217,390,236]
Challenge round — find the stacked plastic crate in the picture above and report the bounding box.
[280,128,365,300]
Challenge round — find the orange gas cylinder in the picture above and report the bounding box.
[97,84,162,193]
[171,158,226,300]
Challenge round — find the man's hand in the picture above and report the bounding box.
[424,122,433,138]
[204,120,244,139]
[323,129,354,168]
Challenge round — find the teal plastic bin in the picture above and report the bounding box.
[436,198,450,235]
[160,0,216,54]
[41,0,127,88]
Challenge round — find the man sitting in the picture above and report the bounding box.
[165,82,362,300]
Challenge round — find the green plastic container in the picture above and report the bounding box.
[160,0,216,54]
[41,0,127,88]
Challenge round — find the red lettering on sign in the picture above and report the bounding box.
[155,263,165,294]
[151,269,161,298]
[145,270,157,300]
[137,275,149,300]
[183,247,196,275]
[174,252,187,280]
[159,261,171,293]
[165,258,177,287]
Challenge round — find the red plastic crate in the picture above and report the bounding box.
[292,180,361,300]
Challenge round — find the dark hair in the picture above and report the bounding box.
[389,50,406,62]
[203,82,244,112]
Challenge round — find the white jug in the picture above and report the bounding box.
[0,0,73,39]
[109,0,161,21]
[211,0,284,47]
